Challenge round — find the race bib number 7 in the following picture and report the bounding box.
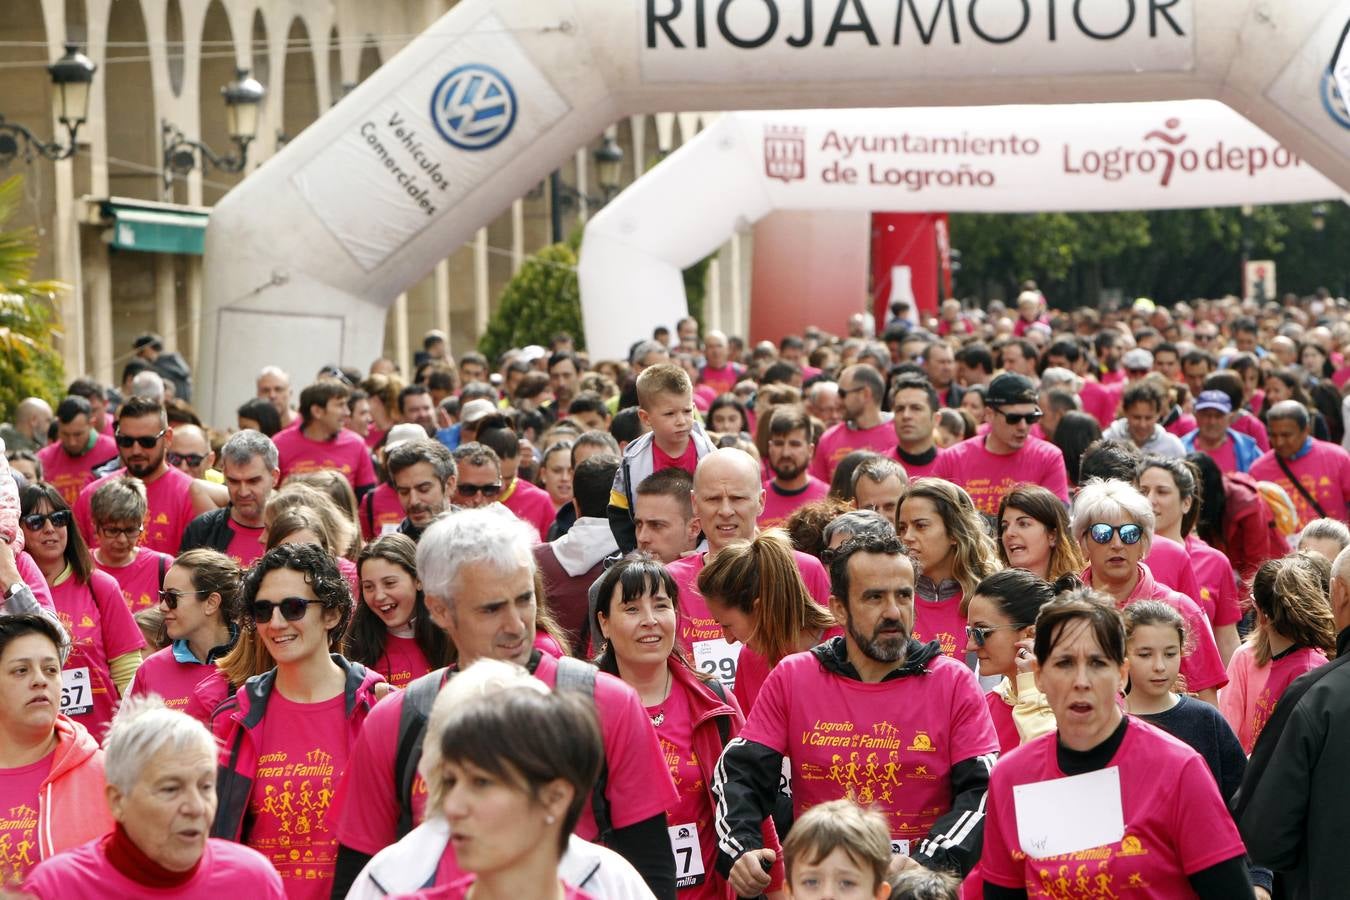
[61,667,92,716]
[669,822,706,888]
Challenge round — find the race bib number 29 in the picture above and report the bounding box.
[61,667,92,716]
[693,638,740,689]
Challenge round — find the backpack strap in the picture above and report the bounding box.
[1275,454,1328,520]
[157,552,168,590]
[554,657,612,844]
[361,490,376,537]
[394,669,449,839]
[706,678,733,747]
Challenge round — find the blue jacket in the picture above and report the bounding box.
[1181,428,1261,473]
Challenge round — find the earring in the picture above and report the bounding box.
[545,814,556,825]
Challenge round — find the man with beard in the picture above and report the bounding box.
[809,365,894,483]
[386,439,457,542]
[711,535,996,892]
[179,429,278,567]
[759,407,828,529]
[75,397,214,553]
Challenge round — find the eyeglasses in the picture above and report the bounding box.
[965,624,1025,648]
[98,524,143,541]
[1088,523,1144,545]
[167,451,206,468]
[250,597,324,624]
[21,511,71,531]
[996,409,1043,426]
[159,589,207,610]
[455,483,503,499]
[115,430,165,449]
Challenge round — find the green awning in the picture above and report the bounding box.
[102,202,208,255]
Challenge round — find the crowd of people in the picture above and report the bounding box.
[0,286,1349,899]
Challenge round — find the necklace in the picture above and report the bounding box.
[646,668,672,727]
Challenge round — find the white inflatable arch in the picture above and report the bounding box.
[201,0,1350,423]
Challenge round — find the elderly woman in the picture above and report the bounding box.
[23,696,283,898]
[1072,478,1227,703]
[980,590,1254,900]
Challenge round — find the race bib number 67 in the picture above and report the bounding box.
[61,667,92,716]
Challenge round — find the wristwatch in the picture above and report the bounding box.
[3,582,23,601]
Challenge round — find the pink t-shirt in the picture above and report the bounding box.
[24,836,285,899]
[1249,440,1350,528]
[1164,412,1197,439]
[653,438,699,477]
[273,427,376,492]
[933,437,1070,516]
[94,548,172,613]
[1183,535,1242,627]
[884,446,945,481]
[739,649,996,846]
[37,434,118,506]
[360,483,405,541]
[647,682,722,898]
[731,626,844,716]
[1194,436,1238,475]
[76,466,197,556]
[1079,380,1122,429]
[668,550,830,690]
[1139,538,1202,618]
[225,521,266,569]
[126,646,230,725]
[809,420,896,483]
[394,875,593,900]
[14,551,53,612]
[985,691,1020,755]
[1233,410,1269,452]
[334,654,678,855]
[48,567,146,741]
[912,592,967,660]
[501,478,557,541]
[371,634,432,689]
[0,750,53,885]
[981,720,1247,895]
[699,364,743,398]
[1219,642,1328,755]
[244,692,350,900]
[758,477,829,530]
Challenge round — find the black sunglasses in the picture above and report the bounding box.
[455,483,503,499]
[22,511,71,531]
[115,430,166,449]
[250,597,324,624]
[167,451,206,468]
[996,409,1043,426]
[159,589,207,610]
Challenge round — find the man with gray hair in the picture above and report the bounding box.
[804,380,842,428]
[1249,399,1350,528]
[386,438,457,542]
[179,429,279,566]
[256,366,296,429]
[851,454,908,521]
[332,508,679,898]
[1237,546,1350,897]
[822,508,896,553]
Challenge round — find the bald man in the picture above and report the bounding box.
[256,366,297,429]
[1,398,53,454]
[666,448,831,697]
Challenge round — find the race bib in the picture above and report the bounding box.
[669,822,706,888]
[890,839,911,857]
[693,638,741,688]
[61,667,92,716]
[380,523,401,536]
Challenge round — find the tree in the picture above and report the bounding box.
[0,175,65,423]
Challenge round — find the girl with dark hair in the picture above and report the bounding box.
[345,535,449,688]
[706,393,751,437]
[212,543,385,900]
[1050,411,1104,487]
[20,483,144,740]
[997,484,1086,582]
[593,554,785,900]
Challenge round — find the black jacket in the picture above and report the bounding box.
[710,636,993,877]
[153,352,193,402]
[179,506,237,554]
[1234,627,1350,899]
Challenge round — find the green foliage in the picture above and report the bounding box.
[0,175,66,422]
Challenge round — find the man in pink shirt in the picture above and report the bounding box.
[886,373,945,480]
[37,396,118,506]
[272,381,376,494]
[75,397,214,555]
[809,365,894,483]
[179,430,279,568]
[760,407,828,529]
[934,373,1070,516]
[698,330,744,397]
[1250,400,1350,528]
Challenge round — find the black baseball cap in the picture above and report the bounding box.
[986,373,1038,406]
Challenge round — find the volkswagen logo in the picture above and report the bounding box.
[430,63,518,150]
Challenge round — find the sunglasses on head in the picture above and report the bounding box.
[159,589,207,610]
[115,430,165,449]
[1088,523,1144,545]
[21,510,71,531]
[997,409,1043,426]
[167,451,206,468]
[455,483,503,499]
[250,597,323,624]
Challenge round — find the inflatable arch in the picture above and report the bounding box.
[200,0,1350,423]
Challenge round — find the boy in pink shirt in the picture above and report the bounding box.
[88,476,173,613]
[272,381,376,493]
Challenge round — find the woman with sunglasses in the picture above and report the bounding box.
[1071,478,1227,704]
[19,484,144,740]
[125,549,240,725]
[996,484,1086,582]
[344,535,449,689]
[212,542,384,900]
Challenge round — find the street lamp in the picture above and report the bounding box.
[1311,202,1329,232]
[162,67,265,188]
[594,133,624,200]
[549,135,627,242]
[0,43,98,164]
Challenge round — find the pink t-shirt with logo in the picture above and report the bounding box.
[273,427,376,492]
[126,646,230,725]
[501,478,557,541]
[244,692,350,900]
[37,434,118,506]
[913,592,967,660]
[1249,440,1350,528]
[76,466,197,555]
[23,836,285,900]
[981,720,1246,896]
[809,420,896,483]
[226,521,267,569]
[1219,642,1328,755]
[1183,535,1242,628]
[371,634,432,689]
[647,682,723,898]
[47,567,146,741]
[933,437,1069,516]
[0,750,53,885]
[739,649,996,847]
[95,548,172,613]
[758,477,829,530]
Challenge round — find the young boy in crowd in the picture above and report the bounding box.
[781,798,893,900]
[608,363,716,551]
